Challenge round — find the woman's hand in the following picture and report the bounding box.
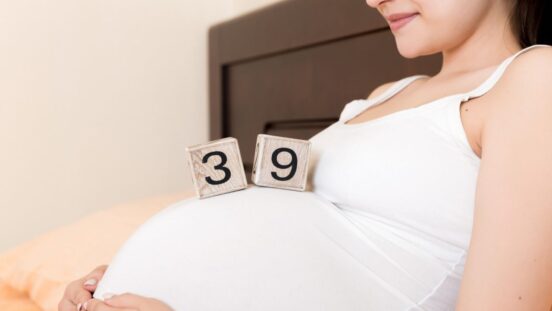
[84,293,174,311]
[58,264,108,311]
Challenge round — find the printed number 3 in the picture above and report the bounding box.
[202,147,298,185]
[271,147,297,181]
[202,151,231,185]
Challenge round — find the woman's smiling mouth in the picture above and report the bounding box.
[385,12,419,31]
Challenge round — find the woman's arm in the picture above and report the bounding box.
[455,48,552,310]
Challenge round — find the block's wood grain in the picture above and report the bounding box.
[185,137,247,199]
[251,134,311,191]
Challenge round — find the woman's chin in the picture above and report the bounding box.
[394,38,433,59]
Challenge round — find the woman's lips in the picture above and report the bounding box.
[386,12,419,31]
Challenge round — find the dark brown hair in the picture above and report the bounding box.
[510,0,552,47]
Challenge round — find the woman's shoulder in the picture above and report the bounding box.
[483,45,552,138]
[517,44,552,61]
[499,45,552,87]
[489,46,552,104]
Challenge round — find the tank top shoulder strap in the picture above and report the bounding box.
[338,75,428,123]
[367,75,429,108]
[460,44,552,101]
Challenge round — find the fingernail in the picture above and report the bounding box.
[83,279,97,286]
[83,299,92,310]
[103,292,116,300]
[76,302,82,311]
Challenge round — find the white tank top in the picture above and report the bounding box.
[92,44,550,311]
[306,44,550,309]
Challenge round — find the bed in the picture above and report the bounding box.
[0,0,440,310]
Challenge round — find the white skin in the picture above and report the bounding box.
[60,0,552,310]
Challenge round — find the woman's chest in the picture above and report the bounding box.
[347,75,496,159]
[307,111,481,247]
[350,97,488,160]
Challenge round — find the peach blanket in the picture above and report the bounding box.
[0,190,195,311]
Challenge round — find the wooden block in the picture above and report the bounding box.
[185,137,248,199]
[251,134,311,191]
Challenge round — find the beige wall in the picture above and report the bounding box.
[0,0,282,252]
[234,0,284,13]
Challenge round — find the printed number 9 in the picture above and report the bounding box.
[202,151,231,185]
[270,147,297,181]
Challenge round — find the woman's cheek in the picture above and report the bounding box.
[393,18,442,58]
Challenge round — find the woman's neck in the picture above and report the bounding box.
[438,2,522,77]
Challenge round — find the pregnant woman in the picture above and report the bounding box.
[59,0,552,310]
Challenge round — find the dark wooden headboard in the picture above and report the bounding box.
[208,0,441,181]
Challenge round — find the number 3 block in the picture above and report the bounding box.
[251,134,311,191]
[185,137,248,199]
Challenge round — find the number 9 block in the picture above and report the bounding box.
[185,137,248,199]
[251,134,311,191]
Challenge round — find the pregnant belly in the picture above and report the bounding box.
[92,185,431,311]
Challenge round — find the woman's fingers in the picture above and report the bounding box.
[57,297,76,311]
[103,293,150,307]
[65,265,109,306]
[58,265,109,310]
[74,289,94,307]
[103,293,174,310]
[84,299,135,311]
[65,278,93,305]
[83,265,109,292]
